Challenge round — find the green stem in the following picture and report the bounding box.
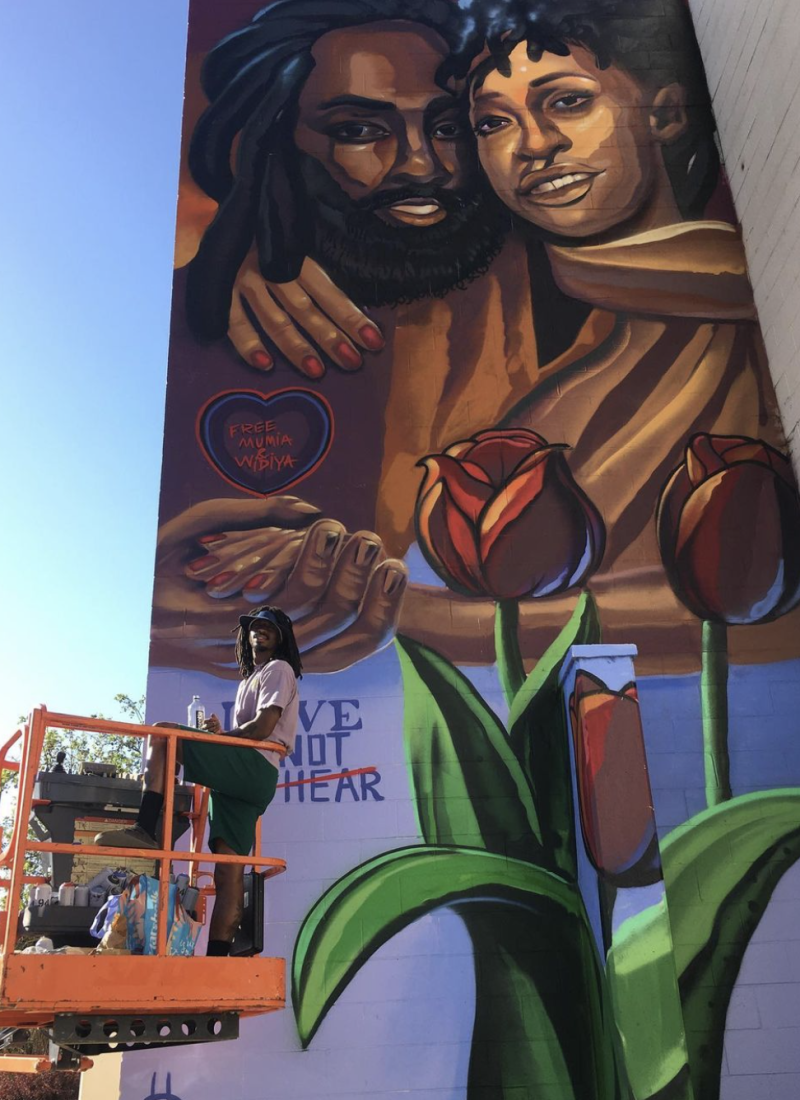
[463,905,620,1100]
[701,621,731,807]
[495,599,526,709]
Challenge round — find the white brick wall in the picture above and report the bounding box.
[689,0,800,479]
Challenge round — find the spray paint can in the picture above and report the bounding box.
[58,882,76,907]
[32,884,52,907]
[74,885,90,907]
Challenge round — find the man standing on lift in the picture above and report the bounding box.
[97,606,301,956]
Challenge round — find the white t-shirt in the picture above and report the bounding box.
[233,659,299,769]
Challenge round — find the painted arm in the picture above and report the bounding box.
[228,253,384,376]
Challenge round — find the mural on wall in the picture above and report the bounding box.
[133,0,800,1098]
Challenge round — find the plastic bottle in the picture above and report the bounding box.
[187,695,206,729]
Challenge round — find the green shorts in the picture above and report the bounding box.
[181,729,279,856]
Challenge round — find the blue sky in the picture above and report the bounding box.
[0,1,190,736]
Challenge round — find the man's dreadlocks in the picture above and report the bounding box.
[235,605,303,680]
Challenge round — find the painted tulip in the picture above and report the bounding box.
[415,428,605,600]
[656,433,800,624]
[569,671,660,887]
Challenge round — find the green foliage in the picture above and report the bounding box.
[661,790,800,1100]
[293,845,619,1099]
[113,693,146,724]
[508,591,601,878]
[297,598,800,1100]
[465,904,619,1100]
[606,899,693,1099]
[602,791,800,1100]
[296,612,617,1099]
[508,591,601,741]
[396,634,542,860]
[294,846,578,1039]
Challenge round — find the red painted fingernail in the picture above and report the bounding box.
[208,571,235,587]
[358,324,384,351]
[250,350,273,370]
[302,355,325,378]
[187,555,219,573]
[244,573,268,591]
[198,533,226,545]
[335,341,362,369]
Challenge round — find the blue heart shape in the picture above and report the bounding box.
[197,389,333,496]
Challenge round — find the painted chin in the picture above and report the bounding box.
[376,201,448,228]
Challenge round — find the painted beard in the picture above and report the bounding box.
[297,155,511,308]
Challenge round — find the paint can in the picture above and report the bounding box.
[58,882,76,907]
[32,884,52,907]
[74,885,90,907]
[88,886,107,907]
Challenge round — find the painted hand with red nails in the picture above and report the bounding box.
[228,253,384,378]
[150,496,408,676]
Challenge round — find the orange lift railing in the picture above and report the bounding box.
[0,705,287,1074]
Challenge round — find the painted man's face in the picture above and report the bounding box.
[292,22,507,305]
[295,23,472,226]
[470,43,684,240]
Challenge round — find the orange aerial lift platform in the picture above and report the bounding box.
[0,706,287,1074]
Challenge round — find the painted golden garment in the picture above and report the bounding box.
[392,221,800,671]
[375,233,540,555]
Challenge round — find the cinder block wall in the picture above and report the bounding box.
[688,0,800,479]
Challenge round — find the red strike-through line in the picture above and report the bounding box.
[276,766,377,790]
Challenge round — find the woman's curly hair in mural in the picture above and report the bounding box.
[453,0,720,219]
[235,605,303,680]
[186,0,469,341]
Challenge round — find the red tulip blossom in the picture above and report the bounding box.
[415,428,605,600]
[656,433,800,624]
[569,671,660,887]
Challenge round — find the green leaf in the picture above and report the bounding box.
[465,908,578,1100]
[660,789,800,1100]
[292,845,582,1048]
[606,897,693,1100]
[605,791,800,1100]
[396,633,542,860]
[508,590,601,738]
[507,590,600,877]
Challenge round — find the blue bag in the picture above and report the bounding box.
[90,894,120,940]
[122,874,200,956]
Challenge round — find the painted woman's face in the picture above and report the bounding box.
[470,42,681,239]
